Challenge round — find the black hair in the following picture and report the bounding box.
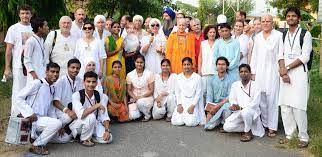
[285,7,301,18]
[111,21,120,28]
[160,59,171,66]
[31,17,46,33]
[134,53,145,63]
[122,15,132,22]
[67,58,81,68]
[216,56,230,67]
[83,71,98,81]
[181,57,193,65]
[219,23,231,30]
[83,20,95,30]
[203,25,219,40]
[112,60,122,67]
[18,4,32,13]
[237,10,246,19]
[239,64,251,73]
[47,62,60,71]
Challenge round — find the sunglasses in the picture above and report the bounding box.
[83,26,93,30]
[151,24,160,28]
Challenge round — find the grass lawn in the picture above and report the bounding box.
[0,45,321,156]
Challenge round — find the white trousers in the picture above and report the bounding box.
[152,94,176,119]
[260,91,278,131]
[50,109,74,143]
[171,104,199,127]
[11,68,26,116]
[281,105,309,142]
[128,97,154,120]
[224,109,253,133]
[31,117,62,146]
[69,113,112,143]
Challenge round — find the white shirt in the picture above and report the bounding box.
[72,90,110,123]
[232,34,249,64]
[140,33,167,74]
[16,78,55,118]
[44,30,77,76]
[250,29,283,94]
[154,73,176,98]
[93,29,110,47]
[200,40,215,75]
[175,72,202,106]
[74,38,107,78]
[23,34,46,78]
[4,22,33,68]
[54,74,83,107]
[71,21,83,39]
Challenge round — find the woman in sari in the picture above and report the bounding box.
[103,60,129,122]
[105,22,126,79]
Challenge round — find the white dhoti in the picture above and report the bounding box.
[223,108,265,137]
[152,94,176,119]
[69,113,96,141]
[11,68,27,116]
[128,97,154,120]
[49,109,74,143]
[56,109,73,126]
[31,117,62,146]
[260,88,279,131]
[281,105,309,142]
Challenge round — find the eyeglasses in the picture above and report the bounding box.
[83,27,93,30]
[151,24,160,28]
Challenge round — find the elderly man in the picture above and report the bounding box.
[162,7,175,38]
[3,5,33,116]
[45,16,77,76]
[250,14,283,137]
[71,8,86,39]
[190,18,204,67]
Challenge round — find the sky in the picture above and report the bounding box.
[175,0,199,7]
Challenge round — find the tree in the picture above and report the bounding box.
[0,0,67,31]
[197,0,254,25]
[174,1,198,18]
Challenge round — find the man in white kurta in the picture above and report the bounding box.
[250,15,283,135]
[4,5,33,116]
[152,73,177,120]
[15,63,66,155]
[70,72,112,146]
[224,64,265,141]
[24,17,49,85]
[45,16,77,76]
[278,7,312,147]
[53,59,83,141]
[71,8,85,39]
[171,72,205,127]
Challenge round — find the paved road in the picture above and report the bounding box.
[17,121,303,157]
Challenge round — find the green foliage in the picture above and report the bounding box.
[0,0,67,31]
[174,1,198,18]
[198,0,254,25]
[86,0,171,21]
[270,0,318,19]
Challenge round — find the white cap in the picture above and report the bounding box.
[217,14,227,24]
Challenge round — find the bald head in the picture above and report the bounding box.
[59,16,72,33]
[261,14,274,32]
[177,18,186,33]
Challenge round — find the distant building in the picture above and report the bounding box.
[248,0,277,17]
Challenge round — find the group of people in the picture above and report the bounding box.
[3,4,312,155]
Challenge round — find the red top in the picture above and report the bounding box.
[194,33,204,68]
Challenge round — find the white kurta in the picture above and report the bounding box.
[15,78,61,146]
[23,35,47,85]
[152,73,177,119]
[71,21,83,39]
[74,38,107,78]
[250,29,283,131]
[44,30,77,76]
[232,34,249,64]
[140,33,167,74]
[223,80,265,137]
[171,73,206,126]
[278,27,312,111]
[4,22,33,116]
[70,91,112,143]
[200,40,215,76]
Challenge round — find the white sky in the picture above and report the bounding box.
[175,0,199,7]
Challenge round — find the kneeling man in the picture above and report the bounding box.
[70,71,112,147]
[223,64,265,142]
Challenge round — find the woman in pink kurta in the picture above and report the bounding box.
[127,54,155,121]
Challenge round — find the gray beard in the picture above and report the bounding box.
[163,19,174,32]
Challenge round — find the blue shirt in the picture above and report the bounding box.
[214,38,240,81]
[206,73,234,104]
